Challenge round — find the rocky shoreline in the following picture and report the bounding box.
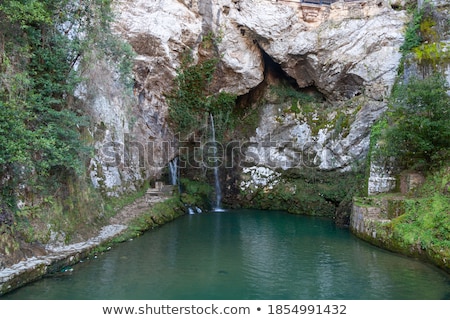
[0,194,182,297]
[0,225,127,296]
[350,199,450,274]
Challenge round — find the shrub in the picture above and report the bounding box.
[381,73,450,170]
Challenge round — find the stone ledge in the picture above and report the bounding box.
[0,224,127,296]
[350,198,450,274]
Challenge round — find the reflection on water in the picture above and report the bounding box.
[3,209,450,300]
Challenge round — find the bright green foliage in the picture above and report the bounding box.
[167,55,218,135]
[1,1,83,195]
[413,42,450,65]
[359,2,450,271]
[0,0,52,26]
[394,195,450,248]
[381,73,450,170]
[385,168,450,268]
[410,5,450,66]
[400,2,450,67]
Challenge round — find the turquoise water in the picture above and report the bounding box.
[3,209,450,299]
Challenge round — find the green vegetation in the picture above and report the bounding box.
[392,197,449,254]
[371,2,450,173]
[111,197,185,243]
[400,7,424,52]
[270,84,326,134]
[165,32,240,211]
[166,48,237,140]
[269,84,362,137]
[270,84,319,106]
[375,73,450,171]
[359,2,450,271]
[357,169,450,271]
[179,178,213,210]
[0,0,135,256]
[413,42,450,65]
[243,167,365,221]
[400,2,450,66]
[370,1,450,173]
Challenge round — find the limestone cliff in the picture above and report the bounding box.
[105,0,407,199]
[231,0,406,176]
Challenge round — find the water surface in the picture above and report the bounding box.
[3,209,450,299]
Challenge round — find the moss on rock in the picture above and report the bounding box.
[239,166,366,224]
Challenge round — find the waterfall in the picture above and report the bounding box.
[187,206,202,215]
[168,157,178,186]
[209,113,223,212]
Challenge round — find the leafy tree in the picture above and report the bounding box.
[0,0,130,209]
[381,73,450,170]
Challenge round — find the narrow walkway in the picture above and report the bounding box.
[108,192,171,226]
[0,192,170,296]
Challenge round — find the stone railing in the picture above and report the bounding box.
[274,0,365,5]
[270,0,389,25]
[300,0,338,5]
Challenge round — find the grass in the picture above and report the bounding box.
[357,166,450,271]
[391,192,450,251]
[96,197,185,249]
[103,180,150,218]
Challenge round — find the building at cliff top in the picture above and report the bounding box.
[267,0,390,26]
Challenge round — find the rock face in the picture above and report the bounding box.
[232,0,406,176]
[367,161,397,195]
[85,0,201,195]
[87,0,407,196]
[233,0,406,101]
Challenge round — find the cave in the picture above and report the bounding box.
[236,47,325,113]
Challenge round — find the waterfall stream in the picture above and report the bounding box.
[210,113,223,212]
[168,156,179,186]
